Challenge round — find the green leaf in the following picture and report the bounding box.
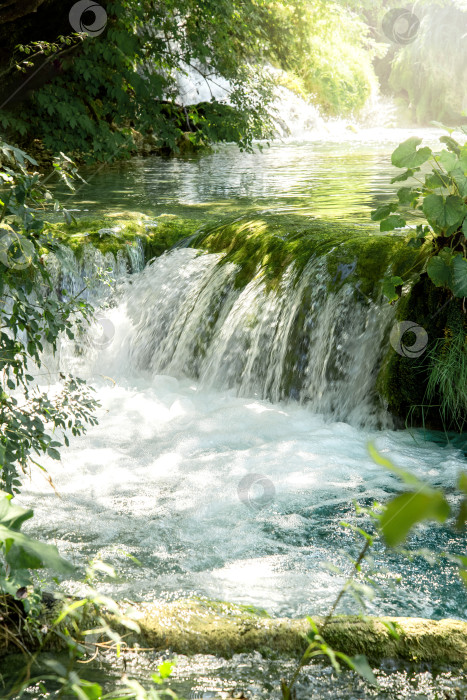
[0,524,74,573]
[422,194,467,232]
[391,168,418,184]
[456,499,467,531]
[382,276,403,302]
[47,447,61,461]
[75,682,102,699]
[368,444,423,488]
[436,151,459,173]
[397,187,418,205]
[371,203,398,221]
[424,171,451,190]
[451,169,467,198]
[451,254,467,298]
[157,661,174,679]
[437,149,458,173]
[391,138,432,169]
[380,491,450,546]
[380,215,406,232]
[426,253,453,288]
[0,491,33,531]
[430,121,454,134]
[307,616,319,636]
[382,621,400,640]
[439,135,461,156]
[347,654,378,686]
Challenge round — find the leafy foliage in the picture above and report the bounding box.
[282,443,467,697]
[369,444,467,582]
[2,536,180,699]
[0,0,279,159]
[263,0,377,116]
[0,142,99,493]
[0,490,73,601]
[0,0,378,161]
[373,130,467,301]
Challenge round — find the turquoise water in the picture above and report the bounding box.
[11,128,467,698]
[55,128,443,224]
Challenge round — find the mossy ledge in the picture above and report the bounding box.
[191,212,424,297]
[44,212,201,262]
[13,599,466,669]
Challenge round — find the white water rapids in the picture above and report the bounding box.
[20,242,467,621]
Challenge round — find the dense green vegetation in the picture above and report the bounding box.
[0,0,466,696]
[0,0,382,163]
[372,131,467,431]
[0,143,100,494]
[0,0,464,169]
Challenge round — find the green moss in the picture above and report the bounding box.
[2,597,466,669]
[109,600,467,667]
[377,274,467,432]
[191,212,423,298]
[321,615,467,668]
[43,213,202,262]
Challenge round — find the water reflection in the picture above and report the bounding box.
[55,128,444,224]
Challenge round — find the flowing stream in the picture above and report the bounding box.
[17,128,467,698]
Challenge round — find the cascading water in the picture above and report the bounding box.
[173,61,398,141]
[19,234,466,623]
[12,122,467,700]
[108,248,393,426]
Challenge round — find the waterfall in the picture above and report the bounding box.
[24,237,466,618]
[67,245,396,428]
[174,62,400,140]
[46,239,145,301]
